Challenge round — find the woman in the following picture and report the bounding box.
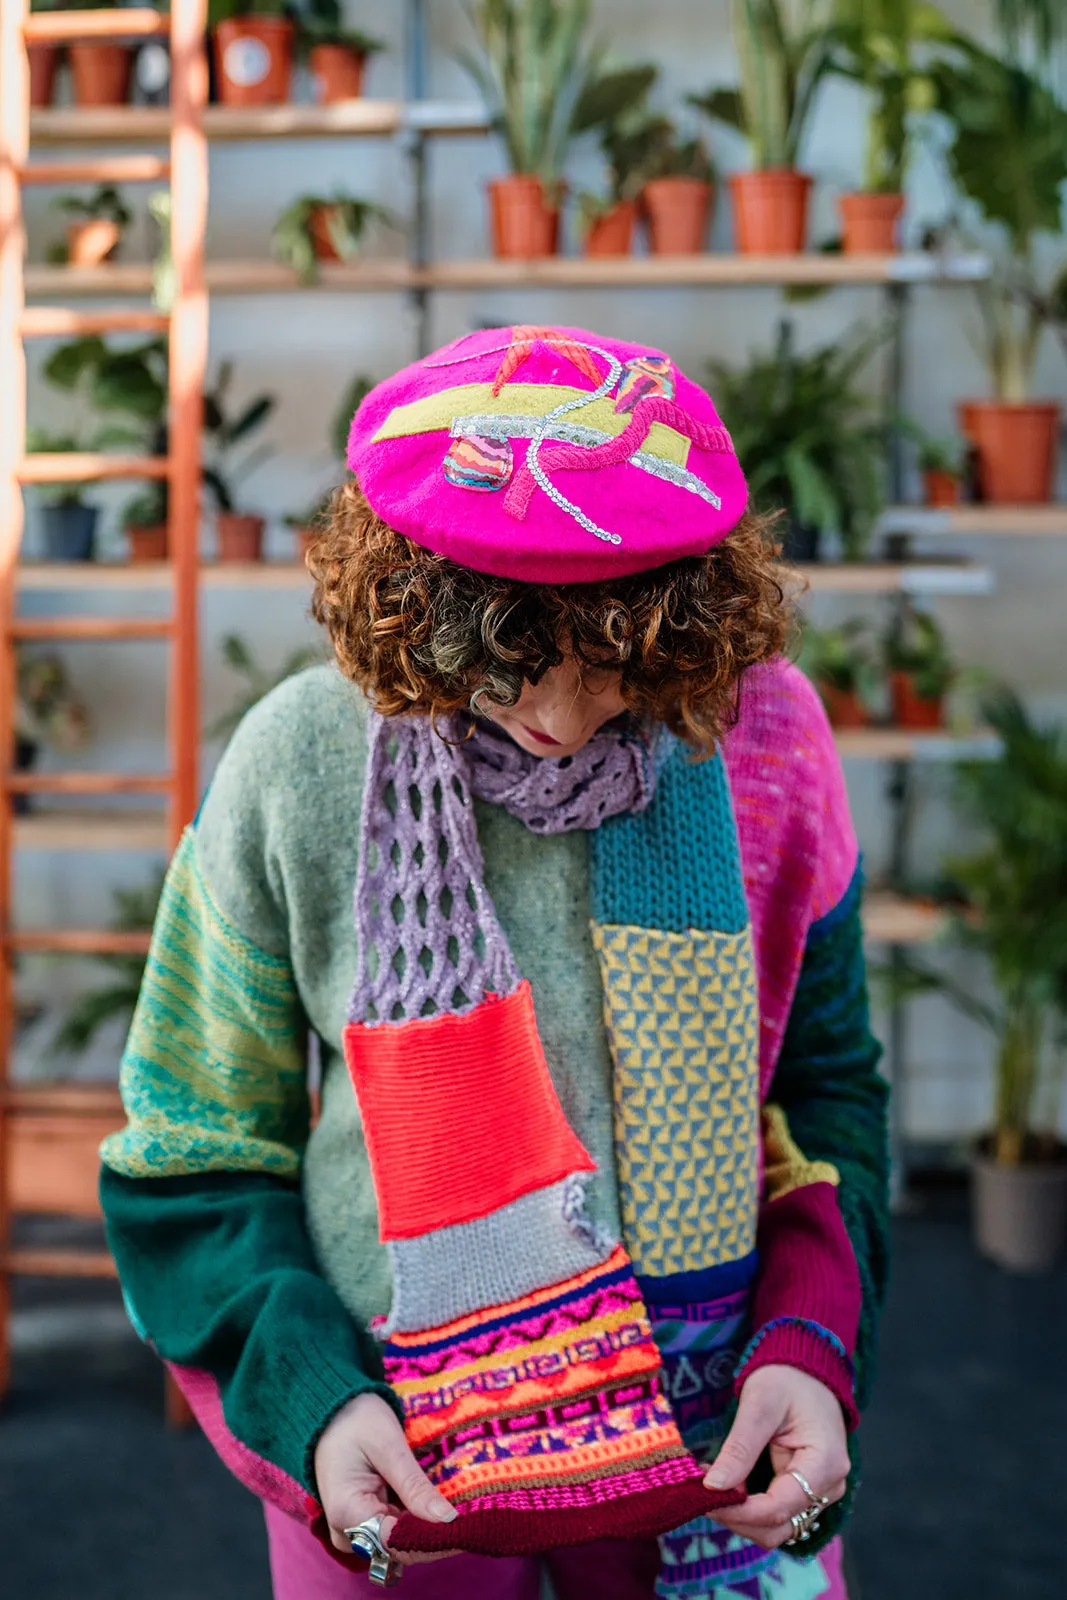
[100,325,888,1600]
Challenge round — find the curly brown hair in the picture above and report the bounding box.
[308,482,792,753]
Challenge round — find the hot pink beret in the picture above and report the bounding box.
[346,324,748,584]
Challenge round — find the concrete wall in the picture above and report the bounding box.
[14,0,1067,1144]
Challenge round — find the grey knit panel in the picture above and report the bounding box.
[347,714,521,1025]
[382,1176,615,1336]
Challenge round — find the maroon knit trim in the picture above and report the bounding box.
[390,1479,745,1557]
[734,1319,860,1432]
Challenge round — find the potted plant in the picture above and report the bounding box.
[891,691,1067,1272]
[25,431,98,560]
[65,0,137,107]
[298,2,384,104]
[929,36,1067,502]
[122,482,169,563]
[29,0,61,108]
[211,0,295,107]
[707,320,887,561]
[14,651,91,814]
[461,1,658,258]
[826,0,954,253]
[883,602,954,727]
[207,634,322,744]
[52,185,131,268]
[52,875,163,1057]
[284,372,371,558]
[639,124,716,255]
[692,0,836,253]
[271,192,388,284]
[203,361,276,561]
[575,65,659,256]
[902,421,965,505]
[797,618,877,727]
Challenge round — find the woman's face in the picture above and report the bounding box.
[481,659,627,759]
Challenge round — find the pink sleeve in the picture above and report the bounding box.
[724,658,858,1094]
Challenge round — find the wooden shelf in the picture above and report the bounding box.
[24,252,992,300]
[790,561,994,595]
[5,1082,125,1222]
[13,808,167,852]
[862,893,945,945]
[835,728,999,761]
[6,929,152,955]
[17,561,311,589]
[881,505,1067,536]
[29,100,491,145]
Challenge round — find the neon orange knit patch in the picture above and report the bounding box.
[343,981,595,1239]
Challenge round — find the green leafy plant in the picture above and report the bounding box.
[707,320,887,558]
[120,482,168,532]
[883,603,955,700]
[928,39,1067,400]
[887,691,1067,1165]
[900,418,963,476]
[52,874,164,1056]
[202,361,276,515]
[207,634,323,744]
[824,0,955,193]
[295,0,384,58]
[208,0,287,24]
[691,0,837,170]
[271,193,389,285]
[797,618,878,698]
[16,651,90,750]
[460,0,665,190]
[286,372,373,529]
[54,183,131,229]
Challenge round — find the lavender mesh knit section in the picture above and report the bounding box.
[347,713,653,1025]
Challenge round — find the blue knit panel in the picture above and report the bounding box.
[590,744,748,934]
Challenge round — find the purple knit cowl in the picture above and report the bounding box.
[347,710,654,1029]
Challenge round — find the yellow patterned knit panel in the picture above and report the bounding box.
[591,922,760,1278]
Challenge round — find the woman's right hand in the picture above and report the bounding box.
[314,1391,458,1563]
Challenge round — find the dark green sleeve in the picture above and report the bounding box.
[769,867,890,1547]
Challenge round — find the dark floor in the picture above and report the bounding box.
[1,1190,1065,1600]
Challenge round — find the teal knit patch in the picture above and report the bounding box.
[590,743,749,934]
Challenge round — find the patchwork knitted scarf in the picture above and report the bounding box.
[342,709,762,1561]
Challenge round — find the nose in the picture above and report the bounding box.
[529,670,603,745]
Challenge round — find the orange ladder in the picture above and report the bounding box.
[0,2,207,1406]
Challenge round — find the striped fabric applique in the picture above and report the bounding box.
[443,432,513,491]
[591,922,761,1278]
[100,828,308,1181]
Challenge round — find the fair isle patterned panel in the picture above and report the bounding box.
[101,829,309,1181]
[591,923,760,1278]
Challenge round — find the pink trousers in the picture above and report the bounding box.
[264,1503,847,1600]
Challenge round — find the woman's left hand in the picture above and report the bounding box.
[703,1364,850,1550]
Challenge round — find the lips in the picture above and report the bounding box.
[520,724,563,747]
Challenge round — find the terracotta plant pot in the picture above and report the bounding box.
[309,42,366,103]
[70,42,134,107]
[29,44,59,109]
[959,400,1061,504]
[583,201,637,258]
[308,205,342,263]
[486,175,560,259]
[923,468,961,508]
[296,525,321,562]
[127,522,168,563]
[972,1143,1067,1273]
[729,169,811,254]
[890,671,943,730]
[67,219,121,268]
[216,512,265,562]
[213,17,294,107]
[819,684,868,729]
[838,192,904,254]
[642,178,712,255]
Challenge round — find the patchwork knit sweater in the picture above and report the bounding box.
[99,658,888,1555]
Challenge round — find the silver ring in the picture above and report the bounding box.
[344,1514,402,1587]
[789,1469,830,1510]
[785,1506,821,1546]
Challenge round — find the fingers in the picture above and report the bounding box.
[704,1380,785,1491]
[364,1422,457,1527]
[712,1464,847,1551]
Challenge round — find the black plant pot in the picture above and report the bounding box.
[779,521,821,563]
[14,737,37,817]
[41,502,98,561]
